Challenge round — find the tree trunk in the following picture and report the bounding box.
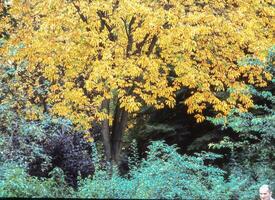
[111,104,128,165]
[100,100,129,167]
[101,99,112,164]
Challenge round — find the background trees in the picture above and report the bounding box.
[208,47,275,188]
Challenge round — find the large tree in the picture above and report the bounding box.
[0,0,273,164]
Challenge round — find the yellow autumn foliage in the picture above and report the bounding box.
[0,0,273,128]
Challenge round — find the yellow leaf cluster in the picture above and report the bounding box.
[1,0,273,128]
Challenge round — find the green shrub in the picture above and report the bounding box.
[77,141,263,199]
[0,162,73,198]
[0,141,266,199]
[0,101,95,187]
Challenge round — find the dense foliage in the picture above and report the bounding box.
[0,163,73,198]
[78,141,234,199]
[0,0,274,199]
[0,104,97,188]
[0,0,273,163]
[0,141,270,199]
[208,47,275,190]
[1,0,273,125]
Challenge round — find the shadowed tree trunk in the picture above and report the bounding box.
[111,104,128,165]
[101,99,112,164]
[101,99,128,166]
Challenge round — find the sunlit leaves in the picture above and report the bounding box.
[1,0,273,129]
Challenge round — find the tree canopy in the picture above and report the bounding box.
[0,0,273,162]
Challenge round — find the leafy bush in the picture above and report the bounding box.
[0,162,73,198]
[0,61,98,187]
[0,141,268,199]
[0,104,96,187]
[0,102,52,167]
[77,141,263,199]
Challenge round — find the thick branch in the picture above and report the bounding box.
[133,33,149,55]
[72,1,88,24]
[71,1,91,32]
[147,35,158,57]
[123,16,136,57]
[97,10,117,41]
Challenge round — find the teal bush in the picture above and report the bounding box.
[77,141,262,199]
[0,162,73,198]
[0,141,266,199]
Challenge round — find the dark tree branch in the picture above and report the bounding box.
[72,1,88,23]
[111,103,128,164]
[147,35,158,56]
[122,16,136,57]
[71,1,91,31]
[97,10,117,41]
[133,33,149,55]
